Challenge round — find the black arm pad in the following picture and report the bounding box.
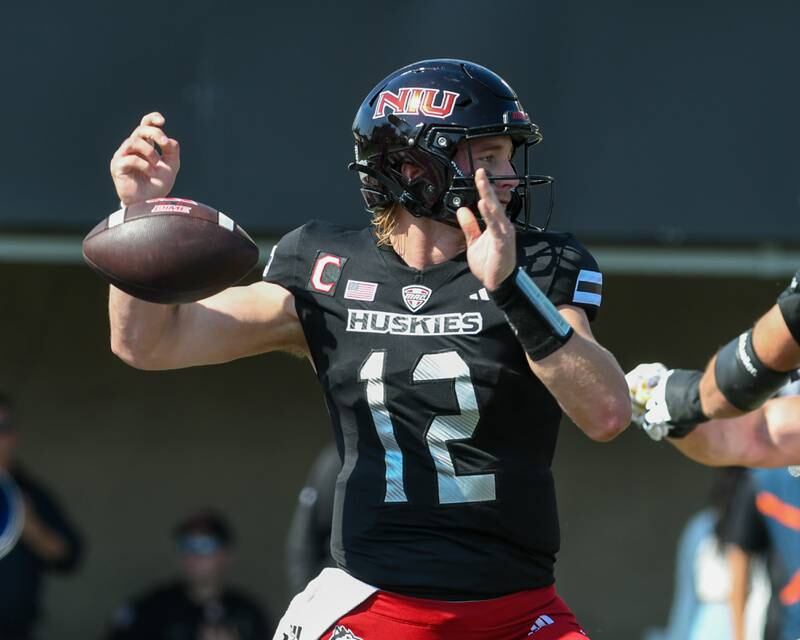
[489,268,574,361]
[714,329,791,412]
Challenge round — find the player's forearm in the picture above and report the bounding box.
[667,417,754,466]
[533,335,631,441]
[698,304,800,420]
[669,399,800,467]
[486,271,628,439]
[108,285,180,369]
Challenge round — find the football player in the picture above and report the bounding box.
[626,271,800,469]
[108,59,631,640]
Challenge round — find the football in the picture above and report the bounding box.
[83,198,259,303]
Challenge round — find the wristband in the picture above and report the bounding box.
[663,369,706,439]
[489,267,574,361]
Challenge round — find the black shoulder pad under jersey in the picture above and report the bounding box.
[517,231,603,321]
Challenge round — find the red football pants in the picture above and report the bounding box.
[324,585,589,639]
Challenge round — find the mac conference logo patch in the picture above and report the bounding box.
[402,285,431,312]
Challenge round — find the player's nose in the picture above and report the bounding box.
[493,159,520,195]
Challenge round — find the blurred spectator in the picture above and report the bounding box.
[0,391,84,640]
[106,510,272,640]
[728,467,800,640]
[644,467,769,640]
[285,443,340,596]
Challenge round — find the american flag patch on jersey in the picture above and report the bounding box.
[344,279,379,302]
[572,269,602,306]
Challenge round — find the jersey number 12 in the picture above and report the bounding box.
[358,350,496,505]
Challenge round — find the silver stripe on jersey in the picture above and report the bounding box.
[358,351,407,503]
[573,269,603,306]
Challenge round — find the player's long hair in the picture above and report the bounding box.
[371,205,397,247]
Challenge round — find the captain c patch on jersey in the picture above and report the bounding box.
[308,251,347,296]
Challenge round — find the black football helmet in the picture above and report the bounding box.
[350,59,554,229]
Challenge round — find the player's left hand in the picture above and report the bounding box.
[456,168,517,291]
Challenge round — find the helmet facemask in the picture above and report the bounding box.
[353,123,554,231]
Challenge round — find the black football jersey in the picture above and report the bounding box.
[264,221,602,600]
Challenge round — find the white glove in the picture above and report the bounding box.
[789,466,800,478]
[625,363,672,440]
[625,362,668,422]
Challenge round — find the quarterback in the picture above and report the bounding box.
[108,59,630,639]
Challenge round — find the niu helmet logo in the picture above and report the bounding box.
[373,87,460,120]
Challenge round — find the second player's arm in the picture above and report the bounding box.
[629,273,800,439]
[700,303,800,419]
[109,282,306,370]
[529,306,631,442]
[667,396,800,467]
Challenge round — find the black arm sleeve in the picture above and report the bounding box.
[285,443,341,595]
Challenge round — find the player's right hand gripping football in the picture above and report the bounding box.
[110,112,181,206]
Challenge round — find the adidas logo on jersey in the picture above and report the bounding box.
[282,624,303,640]
[528,615,555,635]
[469,287,489,301]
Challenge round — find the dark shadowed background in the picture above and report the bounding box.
[0,1,798,638]
[1,0,798,242]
